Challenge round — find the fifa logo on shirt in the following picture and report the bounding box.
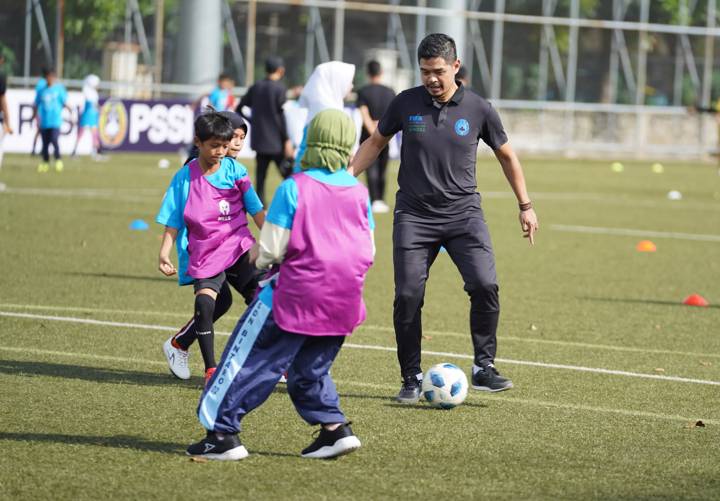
[408,114,426,133]
[218,199,231,221]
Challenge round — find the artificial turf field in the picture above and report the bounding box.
[0,151,719,500]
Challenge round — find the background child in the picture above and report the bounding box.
[72,74,105,160]
[187,109,374,461]
[294,61,355,171]
[34,68,69,173]
[157,111,264,384]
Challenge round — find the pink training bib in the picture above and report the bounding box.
[273,173,374,336]
[183,159,255,279]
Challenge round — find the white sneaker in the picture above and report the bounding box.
[163,337,190,380]
[371,200,390,213]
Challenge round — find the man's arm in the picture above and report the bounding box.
[348,129,391,176]
[358,105,377,136]
[494,142,539,245]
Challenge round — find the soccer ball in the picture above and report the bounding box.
[421,363,468,409]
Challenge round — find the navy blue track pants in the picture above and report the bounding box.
[197,291,346,434]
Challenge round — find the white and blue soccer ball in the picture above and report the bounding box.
[422,363,468,409]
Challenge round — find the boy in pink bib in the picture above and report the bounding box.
[157,111,264,383]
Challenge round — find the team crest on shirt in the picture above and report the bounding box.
[218,199,231,221]
[454,118,470,136]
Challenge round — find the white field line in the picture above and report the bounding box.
[2,311,719,387]
[0,345,715,426]
[0,186,160,203]
[359,324,720,360]
[3,302,719,360]
[550,224,720,242]
[0,303,190,319]
[339,380,719,425]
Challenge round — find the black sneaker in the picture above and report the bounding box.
[301,423,361,459]
[471,364,513,392]
[395,374,423,404]
[186,431,248,460]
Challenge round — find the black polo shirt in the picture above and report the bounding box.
[236,78,288,155]
[377,83,507,220]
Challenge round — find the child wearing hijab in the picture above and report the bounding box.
[186,109,375,461]
[294,61,355,171]
[72,74,104,160]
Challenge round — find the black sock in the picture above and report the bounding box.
[194,294,216,370]
[174,284,232,351]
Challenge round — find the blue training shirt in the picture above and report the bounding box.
[156,157,263,285]
[35,83,67,129]
[267,167,375,230]
[209,87,229,111]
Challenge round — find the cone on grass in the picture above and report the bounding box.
[683,294,709,307]
[636,240,657,252]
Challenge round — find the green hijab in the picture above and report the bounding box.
[300,109,356,172]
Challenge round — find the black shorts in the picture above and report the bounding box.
[192,252,260,303]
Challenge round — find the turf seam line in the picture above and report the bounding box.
[3,311,719,387]
[550,224,720,242]
[4,302,719,360]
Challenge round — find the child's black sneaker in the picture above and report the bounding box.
[395,374,423,404]
[186,431,248,461]
[301,423,361,459]
[471,363,513,392]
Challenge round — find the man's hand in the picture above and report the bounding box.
[158,255,177,276]
[519,208,539,245]
[283,139,294,159]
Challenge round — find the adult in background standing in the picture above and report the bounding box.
[350,34,539,403]
[357,60,396,214]
[0,54,13,169]
[236,56,294,203]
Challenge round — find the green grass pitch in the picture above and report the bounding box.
[0,152,719,499]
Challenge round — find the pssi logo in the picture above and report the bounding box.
[99,100,128,149]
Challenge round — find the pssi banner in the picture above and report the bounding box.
[5,89,195,154]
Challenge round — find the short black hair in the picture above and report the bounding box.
[42,67,56,78]
[218,73,232,81]
[417,33,457,63]
[366,60,382,78]
[265,56,285,74]
[194,110,234,142]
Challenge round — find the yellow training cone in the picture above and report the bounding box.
[636,240,657,252]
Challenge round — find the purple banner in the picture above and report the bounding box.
[98,97,195,152]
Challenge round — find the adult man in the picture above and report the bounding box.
[236,56,293,203]
[356,60,396,213]
[0,54,13,169]
[350,33,538,403]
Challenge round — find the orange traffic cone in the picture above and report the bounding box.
[636,240,657,252]
[683,294,709,307]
